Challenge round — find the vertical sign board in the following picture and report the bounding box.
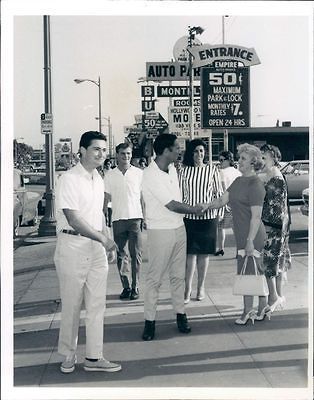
[41,113,53,134]
[168,106,201,138]
[201,67,250,128]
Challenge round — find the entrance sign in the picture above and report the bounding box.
[146,62,201,81]
[189,44,260,68]
[157,85,200,98]
[173,36,202,62]
[201,67,250,128]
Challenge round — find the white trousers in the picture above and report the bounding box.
[54,233,108,359]
[144,226,187,321]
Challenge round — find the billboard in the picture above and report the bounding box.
[201,67,250,128]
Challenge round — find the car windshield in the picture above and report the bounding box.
[281,162,309,175]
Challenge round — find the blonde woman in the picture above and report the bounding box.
[204,144,267,325]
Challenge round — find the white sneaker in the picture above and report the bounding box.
[84,357,122,372]
[60,354,77,373]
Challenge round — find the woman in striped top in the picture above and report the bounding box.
[179,139,223,303]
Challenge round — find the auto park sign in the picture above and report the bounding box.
[201,66,250,128]
[146,62,201,81]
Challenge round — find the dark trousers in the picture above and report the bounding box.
[112,218,142,290]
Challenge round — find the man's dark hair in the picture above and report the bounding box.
[116,142,133,154]
[182,138,206,166]
[153,134,177,156]
[79,131,107,149]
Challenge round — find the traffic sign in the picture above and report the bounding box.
[143,112,168,135]
[40,113,53,135]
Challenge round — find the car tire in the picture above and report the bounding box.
[38,201,45,216]
[28,210,38,226]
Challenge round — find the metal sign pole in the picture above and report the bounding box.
[188,36,194,141]
[38,15,56,237]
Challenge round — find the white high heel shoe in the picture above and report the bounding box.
[269,296,285,312]
[256,306,272,321]
[235,310,257,325]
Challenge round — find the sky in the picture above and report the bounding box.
[9,1,312,154]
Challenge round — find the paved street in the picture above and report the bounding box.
[9,204,311,399]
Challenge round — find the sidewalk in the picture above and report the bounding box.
[13,229,310,394]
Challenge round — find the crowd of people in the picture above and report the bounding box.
[54,130,291,374]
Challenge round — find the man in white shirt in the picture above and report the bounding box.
[104,143,144,301]
[54,131,121,374]
[141,134,205,341]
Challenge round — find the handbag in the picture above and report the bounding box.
[233,253,269,296]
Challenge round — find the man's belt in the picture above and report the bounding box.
[61,229,80,236]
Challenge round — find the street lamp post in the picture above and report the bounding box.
[188,26,204,141]
[38,15,56,237]
[74,76,102,133]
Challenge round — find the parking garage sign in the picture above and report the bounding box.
[201,67,250,128]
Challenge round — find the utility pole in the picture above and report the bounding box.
[188,26,204,141]
[38,15,56,237]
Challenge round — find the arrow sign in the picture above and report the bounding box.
[143,112,168,135]
[188,44,261,68]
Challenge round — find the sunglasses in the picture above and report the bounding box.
[219,158,226,162]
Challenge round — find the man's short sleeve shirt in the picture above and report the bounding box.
[104,166,143,222]
[56,162,104,232]
[142,160,184,229]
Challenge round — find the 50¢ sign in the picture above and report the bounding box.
[201,67,250,128]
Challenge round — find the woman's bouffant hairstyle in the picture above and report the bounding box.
[237,143,263,171]
[260,143,282,167]
[219,150,235,167]
[182,139,206,167]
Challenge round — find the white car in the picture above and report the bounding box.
[300,188,309,216]
[280,160,309,200]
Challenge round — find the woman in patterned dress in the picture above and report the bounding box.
[179,139,223,303]
[259,144,291,317]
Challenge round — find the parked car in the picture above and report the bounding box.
[280,160,309,200]
[23,172,47,215]
[23,170,65,215]
[300,188,309,216]
[13,169,42,237]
